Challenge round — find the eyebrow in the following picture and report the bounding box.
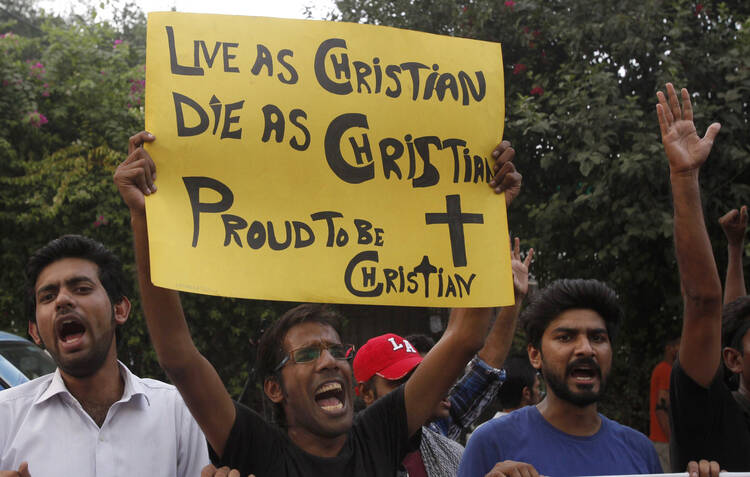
[293,340,343,349]
[36,276,97,297]
[550,326,608,334]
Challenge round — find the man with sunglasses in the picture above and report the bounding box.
[115,132,522,477]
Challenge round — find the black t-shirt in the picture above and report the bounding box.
[670,360,750,471]
[210,385,409,476]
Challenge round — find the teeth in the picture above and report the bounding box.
[316,382,342,395]
[321,402,344,411]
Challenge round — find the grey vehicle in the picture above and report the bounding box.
[0,331,56,390]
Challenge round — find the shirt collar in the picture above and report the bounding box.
[33,361,151,407]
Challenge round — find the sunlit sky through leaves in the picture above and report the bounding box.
[38,0,337,21]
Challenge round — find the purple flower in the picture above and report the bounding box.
[28,111,48,127]
[94,215,109,227]
[113,39,123,48]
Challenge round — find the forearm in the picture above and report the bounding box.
[477,302,520,368]
[671,172,722,307]
[404,307,492,436]
[655,410,671,440]
[724,242,746,304]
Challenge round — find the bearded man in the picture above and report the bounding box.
[0,235,207,477]
[458,278,662,477]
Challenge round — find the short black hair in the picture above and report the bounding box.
[256,303,343,426]
[722,297,750,353]
[520,278,622,350]
[405,333,435,354]
[25,235,127,322]
[498,354,537,409]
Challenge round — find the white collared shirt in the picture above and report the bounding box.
[0,362,208,476]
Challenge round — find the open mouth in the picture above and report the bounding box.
[568,363,600,383]
[56,317,86,345]
[570,368,596,381]
[314,381,345,413]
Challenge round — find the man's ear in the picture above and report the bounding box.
[28,321,43,347]
[264,376,285,404]
[113,296,131,326]
[358,383,376,407]
[723,346,744,374]
[528,343,542,370]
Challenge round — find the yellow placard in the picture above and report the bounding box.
[145,12,513,307]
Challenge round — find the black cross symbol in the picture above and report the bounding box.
[425,194,483,267]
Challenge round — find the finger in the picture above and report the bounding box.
[513,237,520,259]
[709,461,720,477]
[491,148,516,187]
[497,166,522,193]
[719,209,738,226]
[681,87,693,122]
[492,160,514,189]
[666,82,682,121]
[656,90,673,127]
[128,131,155,155]
[687,461,699,477]
[741,205,748,225]
[699,459,710,477]
[18,462,30,477]
[656,104,669,140]
[216,467,233,477]
[125,144,156,168]
[527,463,541,477]
[139,152,158,190]
[702,122,721,146]
[494,143,516,167]
[524,248,534,268]
[120,154,157,194]
[518,466,533,477]
[492,140,512,159]
[124,160,156,196]
[201,464,217,477]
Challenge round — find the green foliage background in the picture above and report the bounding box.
[0,1,282,413]
[1,0,749,431]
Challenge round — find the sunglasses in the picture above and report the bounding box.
[274,343,355,372]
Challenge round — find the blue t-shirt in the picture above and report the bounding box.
[458,405,662,477]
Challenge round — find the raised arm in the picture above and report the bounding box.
[657,83,722,387]
[403,141,521,436]
[114,132,236,457]
[478,237,533,368]
[432,238,533,439]
[719,206,747,303]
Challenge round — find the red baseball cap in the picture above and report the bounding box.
[353,333,423,383]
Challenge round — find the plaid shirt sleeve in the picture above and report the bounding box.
[427,355,506,441]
